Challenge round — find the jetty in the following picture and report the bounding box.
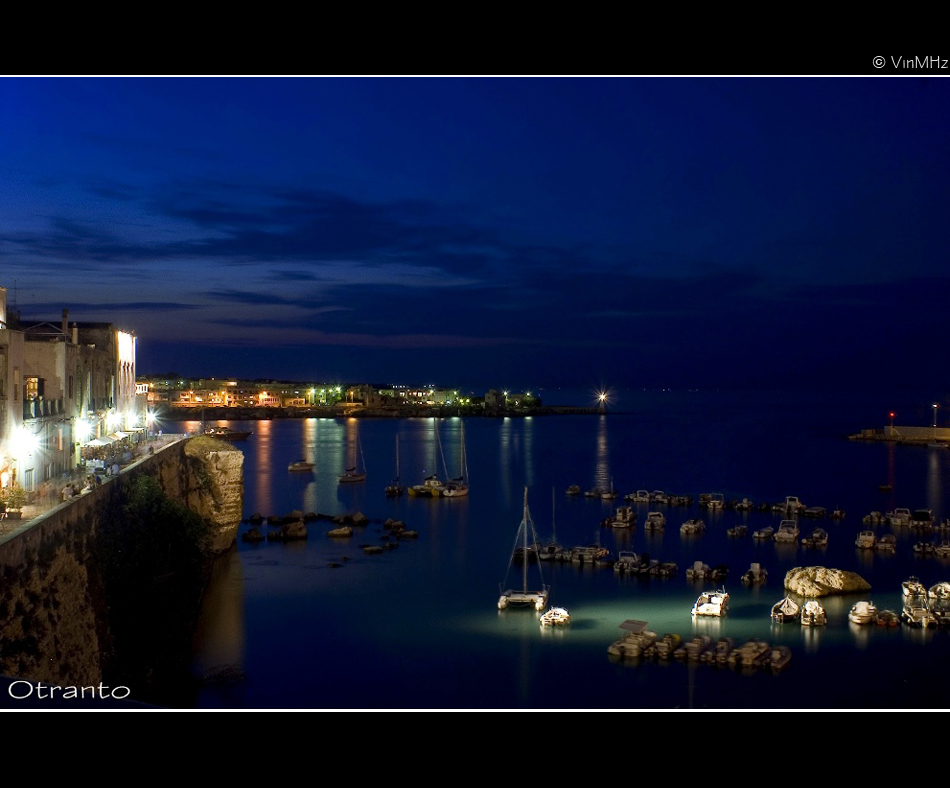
[849,425,950,446]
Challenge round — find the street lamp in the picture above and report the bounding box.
[934,404,939,429]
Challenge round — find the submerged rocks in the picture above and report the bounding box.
[784,567,871,597]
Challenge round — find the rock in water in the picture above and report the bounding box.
[784,566,871,597]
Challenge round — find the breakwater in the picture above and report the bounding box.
[848,425,950,445]
[0,436,243,707]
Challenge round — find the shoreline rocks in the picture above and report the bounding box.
[784,567,871,597]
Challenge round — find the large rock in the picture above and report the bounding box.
[784,567,871,597]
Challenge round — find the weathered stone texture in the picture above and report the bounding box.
[784,566,871,597]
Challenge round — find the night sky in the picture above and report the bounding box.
[2,77,948,394]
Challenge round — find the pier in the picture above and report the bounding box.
[848,426,950,446]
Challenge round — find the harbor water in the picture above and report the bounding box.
[185,388,950,710]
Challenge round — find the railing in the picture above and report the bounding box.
[23,398,65,419]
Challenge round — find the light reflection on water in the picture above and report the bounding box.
[187,391,950,709]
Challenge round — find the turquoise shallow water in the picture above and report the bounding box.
[184,389,950,709]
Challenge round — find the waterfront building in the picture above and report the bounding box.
[0,288,141,495]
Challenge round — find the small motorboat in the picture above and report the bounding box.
[855,531,877,549]
[288,461,315,472]
[848,600,879,625]
[801,527,829,548]
[929,581,950,601]
[771,596,800,623]
[773,520,800,543]
[800,599,827,626]
[680,518,705,535]
[753,526,774,540]
[691,588,729,617]
[539,607,571,627]
[770,645,792,673]
[902,577,927,598]
[740,562,767,585]
[902,604,938,629]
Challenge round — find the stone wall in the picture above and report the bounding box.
[0,437,243,700]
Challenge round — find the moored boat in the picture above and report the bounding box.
[204,426,251,441]
[740,562,767,585]
[288,460,314,472]
[643,511,666,530]
[691,588,729,617]
[902,577,927,599]
[773,520,800,543]
[771,596,800,623]
[680,518,705,535]
[609,506,637,528]
[848,600,879,625]
[539,607,571,627]
[801,527,828,548]
[800,599,827,626]
[854,530,877,549]
[498,488,550,612]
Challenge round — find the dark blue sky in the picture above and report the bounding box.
[2,77,948,392]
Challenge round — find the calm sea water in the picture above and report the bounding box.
[183,388,950,710]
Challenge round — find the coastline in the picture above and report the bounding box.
[156,404,603,421]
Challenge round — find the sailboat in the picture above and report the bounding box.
[442,422,469,498]
[409,421,448,497]
[338,434,367,483]
[498,488,550,611]
[385,435,405,497]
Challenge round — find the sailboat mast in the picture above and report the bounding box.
[522,487,529,593]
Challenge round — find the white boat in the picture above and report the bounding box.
[753,526,774,540]
[887,507,912,526]
[910,509,935,530]
[384,435,405,497]
[498,488,550,612]
[685,560,712,581]
[680,518,705,535]
[773,520,800,543]
[740,562,767,585]
[338,436,367,483]
[643,511,666,530]
[902,576,927,598]
[601,478,618,500]
[848,600,879,625]
[691,588,729,617]
[613,551,645,574]
[876,534,897,551]
[409,475,445,497]
[704,492,724,510]
[442,422,470,498]
[771,596,800,622]
[800,599,827,626]
[539,607,571,627]
[783,495,805,513]
[627,490,651,503]
[902,604,938,629]
[928,582,950,601]
[854,530,877,549]
[288,460,314,472]
[609,506,637,528]
[651,490,669,505]
[801,527,829,548]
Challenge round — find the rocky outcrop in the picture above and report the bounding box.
[784,567,871,597]
[180,437,244,553]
